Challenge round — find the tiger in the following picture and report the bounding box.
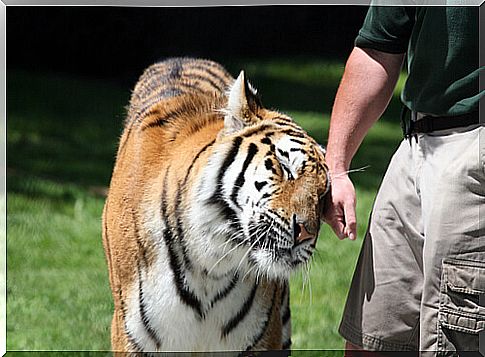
[102,57,329,353]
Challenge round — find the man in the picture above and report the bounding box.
[323,6,484,355]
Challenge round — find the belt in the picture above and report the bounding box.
[401,108,480,138]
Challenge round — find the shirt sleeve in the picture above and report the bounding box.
[355,6,416,54]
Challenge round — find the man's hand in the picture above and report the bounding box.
[323,175,357,240]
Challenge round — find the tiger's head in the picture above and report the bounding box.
[191,71,329,280]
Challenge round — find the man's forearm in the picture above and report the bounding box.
[326,47,405,174]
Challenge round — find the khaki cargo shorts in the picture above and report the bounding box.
[339,124,485,355]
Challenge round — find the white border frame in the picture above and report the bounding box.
[1,2,483,356]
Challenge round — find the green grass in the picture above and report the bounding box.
[7,59,404,352]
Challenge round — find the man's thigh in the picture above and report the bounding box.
[419,125,485,354]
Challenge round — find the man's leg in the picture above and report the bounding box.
[418,125,485,355]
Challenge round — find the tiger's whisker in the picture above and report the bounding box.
[305,260,313,306]
[211,222,266,275]
[236,229,266,274]
[242,263,257,282]
[208,236,249,275]
[331,165,370,180]
[300,266,306,305]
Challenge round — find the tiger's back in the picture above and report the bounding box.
[127,58,233,126]
[103,58,328,352]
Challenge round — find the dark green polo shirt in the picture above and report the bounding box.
[355,7,483,117]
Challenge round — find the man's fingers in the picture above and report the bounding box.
[324,201,354,240]
[323,200,348,239]
[330,219,347,240]
[343,200,357,240]
[322,174,357,240]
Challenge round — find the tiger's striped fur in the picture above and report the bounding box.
[102,58,329,353]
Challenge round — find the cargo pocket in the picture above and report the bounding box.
[437,259,485,356]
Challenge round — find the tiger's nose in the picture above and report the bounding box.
[296,223,315,243]
[292,216,316,244]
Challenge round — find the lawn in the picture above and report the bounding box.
[6,59,404,352]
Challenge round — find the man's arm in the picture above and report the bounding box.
[324,47,404,240]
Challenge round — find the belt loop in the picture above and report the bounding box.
[409,111,417,144]
[411,110,418,122]
[400,105,412,139]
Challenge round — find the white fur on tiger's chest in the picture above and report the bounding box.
[123,237,273,352]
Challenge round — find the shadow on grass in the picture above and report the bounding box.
[7,70,130,194]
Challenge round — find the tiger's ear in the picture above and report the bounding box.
[223,71,262,135]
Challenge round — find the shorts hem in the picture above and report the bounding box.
[339,320,417,352]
